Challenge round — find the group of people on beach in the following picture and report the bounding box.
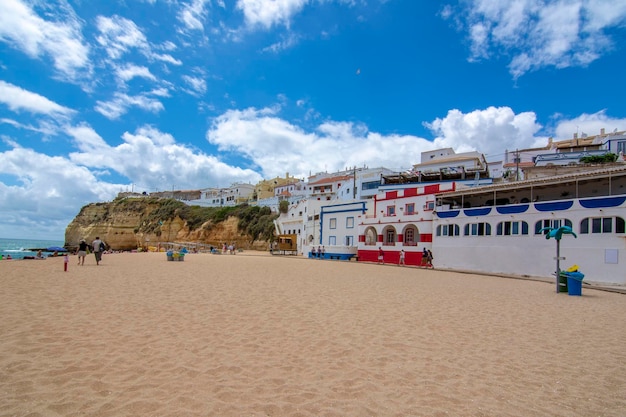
[377,246,433,267]
[222,242,237,254]
[310,246,326,258]
[420,247,434,268]
[75,237,107,266]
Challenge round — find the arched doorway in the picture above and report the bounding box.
[364,227,378,246]
[382,225,397,246]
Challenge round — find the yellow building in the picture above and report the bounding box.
[251,173,299,201]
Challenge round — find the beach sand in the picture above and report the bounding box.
[1,251,625,417]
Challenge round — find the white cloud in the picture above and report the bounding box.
[95,92,164,120]
[150,87,171,97]
[0,145,120,239]
[153,53,183,66]
[3,99,621,240]
[552,110,626,140]
[67,125,262,190]
[207,106,436,176]
[115,63,157,82]
[159,41,178,51]
[1,117,59,136]
[0,80,75,117]
[96,15,149,60]
[262,33,301,53]
[425,106,544,159]
[0,0,91,82]
[236,0,310,29]
[182,75,207,96]
[450,0,626,77]
[178,0,211,31]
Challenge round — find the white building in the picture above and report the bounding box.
[190,183,255,207]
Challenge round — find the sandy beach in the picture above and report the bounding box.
[1,251,625,417]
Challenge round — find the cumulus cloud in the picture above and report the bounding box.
[0,145,119,239]
[552,110,626,139]
[66,124,262,191]
[425,106,544,159]
[448,0,626,77]
[0,0,91,82]
[207,106,436,176]
[2,99,622,239]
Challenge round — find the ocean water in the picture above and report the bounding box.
[0,237,66,260]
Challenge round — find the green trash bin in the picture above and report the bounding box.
[558,272,568,293]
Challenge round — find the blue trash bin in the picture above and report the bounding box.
[566,271,584,296]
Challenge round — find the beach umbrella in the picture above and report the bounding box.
[46,246,68,252]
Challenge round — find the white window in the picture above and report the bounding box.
[346,217,354,228]
[330,218,337,229]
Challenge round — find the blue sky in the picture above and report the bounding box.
[1,0,625,240]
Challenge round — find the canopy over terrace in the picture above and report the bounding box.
[435,165,626,209]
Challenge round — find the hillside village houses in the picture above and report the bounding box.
[119,129,626,262]
[194,183,255,207]
[274,128,626,261]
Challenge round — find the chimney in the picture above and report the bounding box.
[601,128,605,135]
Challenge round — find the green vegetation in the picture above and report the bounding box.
[579,153,618,164]
[134,199,278,241]
[232,205,276,241]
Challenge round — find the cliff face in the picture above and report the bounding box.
[65,198,268,251]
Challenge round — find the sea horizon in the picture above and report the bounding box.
[0,237,66,260]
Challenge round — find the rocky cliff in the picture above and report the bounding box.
[64,197,271,251]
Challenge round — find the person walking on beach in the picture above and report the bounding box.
[420,247,428,268]
[427,249,434,268]
[378,247,384,264]
[398,249,405,266]
[77,239,88,265]
[91,236,105,266]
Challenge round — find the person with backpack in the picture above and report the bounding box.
[426,249,434,268]
[91,236,106,266]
